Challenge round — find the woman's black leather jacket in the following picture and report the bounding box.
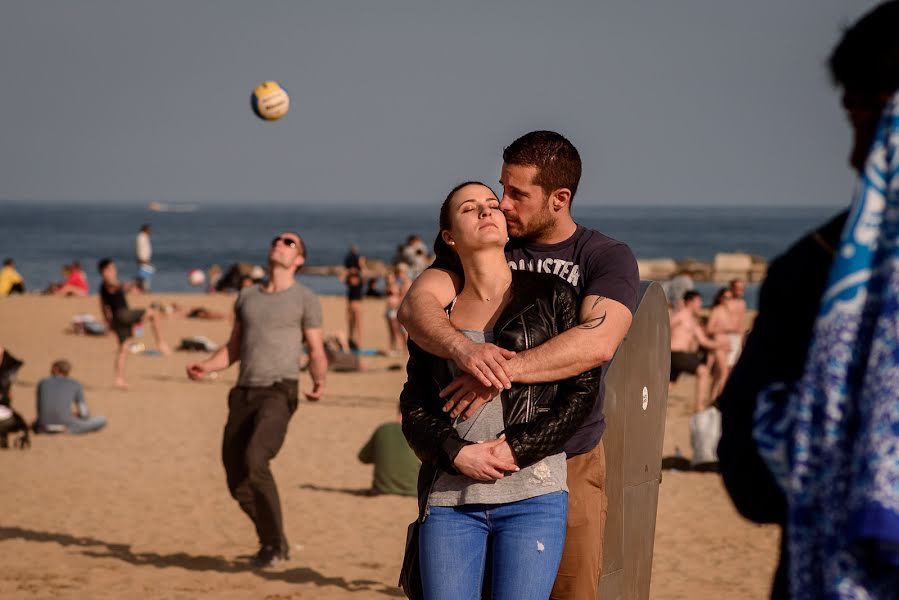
[400,269,600,475]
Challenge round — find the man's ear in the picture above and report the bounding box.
[550,188,571,211]
[294,255,306,271]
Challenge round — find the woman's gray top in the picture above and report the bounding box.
[428,330,567,507]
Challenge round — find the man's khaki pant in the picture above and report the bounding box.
[551,441,607,600]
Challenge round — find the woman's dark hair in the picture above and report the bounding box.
[713,287,732,307]
[432,181,494,273]
[829,1,899,95]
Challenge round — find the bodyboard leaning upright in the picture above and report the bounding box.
[597,280,670,599]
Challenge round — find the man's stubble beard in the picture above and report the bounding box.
[516,198,556,242]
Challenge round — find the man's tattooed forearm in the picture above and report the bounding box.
[591,296,606,309]
[579,311,607,330]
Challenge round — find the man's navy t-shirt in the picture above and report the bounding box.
[434,224,640,456]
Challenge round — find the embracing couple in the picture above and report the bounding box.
[399,130,639,600]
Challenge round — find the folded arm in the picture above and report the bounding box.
[508,294,632,384]
[398,268,516,389]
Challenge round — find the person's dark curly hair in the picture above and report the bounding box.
[829,1,899,95]
[502,130,582,203]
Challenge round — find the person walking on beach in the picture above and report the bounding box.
[401,181,599,600]
[399,131,639,600]
[718,3,899,597]
[98,258,170,390]
[186,231,328,568]
[34,360,106,434]
[135,224,154,291]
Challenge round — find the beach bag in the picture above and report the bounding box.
[689,406,721,467]
[398,520,423,600]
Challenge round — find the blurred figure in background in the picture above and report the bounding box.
[34,360,106,434]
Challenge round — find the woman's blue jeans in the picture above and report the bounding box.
[419,491,568,600]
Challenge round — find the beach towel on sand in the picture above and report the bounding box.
[754,92,899,598]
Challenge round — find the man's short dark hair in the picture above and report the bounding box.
[502,130,582,202]
[97,258,113,273]
[3,258,12,267]
[829,1,899,94]
[51,360,71,376]
[683,290,702,304]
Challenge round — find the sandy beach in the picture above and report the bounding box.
[0,291,779,599]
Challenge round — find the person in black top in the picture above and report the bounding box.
[717,3,899,597]
[343,244,365,270]
[342,266,364,350]
[97,258,170,389]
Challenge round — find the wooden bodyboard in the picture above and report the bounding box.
[597,280,670,599]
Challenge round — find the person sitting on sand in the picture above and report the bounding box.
[358,405,419,496]
[34,360,106,434]
[97,258,171,389]
[53,261,89,297]
[0,258,25,296]
[670,291,729,412]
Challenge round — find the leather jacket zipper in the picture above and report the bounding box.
[520,314,533,422]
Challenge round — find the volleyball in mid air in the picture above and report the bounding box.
[188,269,206,287]
[251,81,290,121]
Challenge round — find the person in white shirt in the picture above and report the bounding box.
[135,224,154,291]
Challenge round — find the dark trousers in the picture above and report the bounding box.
[222,380,298,551]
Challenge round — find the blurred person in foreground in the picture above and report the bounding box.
[718,3,899,597]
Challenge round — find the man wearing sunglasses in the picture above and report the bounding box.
[187,231,328,568]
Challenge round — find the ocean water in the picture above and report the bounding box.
[1,201,842,307]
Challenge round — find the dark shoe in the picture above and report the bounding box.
[251,544,289,569]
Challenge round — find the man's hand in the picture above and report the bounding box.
[305,381,324,402]
[451,340,516,389]
[186,362,207,381]
[452,436,519,481]
[440,373,501,419]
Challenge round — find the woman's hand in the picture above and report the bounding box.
[453,437,519,481]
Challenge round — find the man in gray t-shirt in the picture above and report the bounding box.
[35,360,106,434]
[187,231,328,569]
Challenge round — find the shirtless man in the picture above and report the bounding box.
[670,291,727,412]
[727,279,746,368]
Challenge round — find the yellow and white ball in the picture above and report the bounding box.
[251,81,290,121]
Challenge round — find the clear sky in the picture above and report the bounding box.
[0,1,881,207]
